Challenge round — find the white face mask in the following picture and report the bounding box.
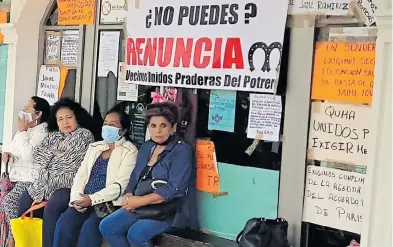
[18,111,33,122]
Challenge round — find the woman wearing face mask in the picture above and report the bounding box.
[0,96,50,247]
[99,102,193,247]
[53,106,138,247]
[16,99,96,247]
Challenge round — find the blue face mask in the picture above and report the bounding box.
[102,126,122,143]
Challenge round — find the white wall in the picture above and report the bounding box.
[2,0,51,148]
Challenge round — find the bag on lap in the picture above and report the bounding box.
[10,202,46,247]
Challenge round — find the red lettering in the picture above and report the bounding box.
[157,38,173,67]
[173,38,193,68]
[126,38,136,65]
[212,38,222,69]
[135,38,145,65]
[143,38,157,66]
[223,38,244,69]
[194,38,212,69]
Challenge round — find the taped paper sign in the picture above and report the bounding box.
[311,42,375,104]
[247,94,282,142]
[355,0,376,26]
[308,102,372,166]
[61,30,79,66]
[288,0,350,15]
[37,66,60,105]
[126,0,288,93]
[101,0,127,23]
[196,140,220,193]
[57,0,96,25]
[303,166,366,234]
[117,63,138,101]
[208,90,236,132]
[45,31,61,64]
[97,31,120,77]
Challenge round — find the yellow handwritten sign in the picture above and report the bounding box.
[311,42,375,104]
[196,140,220,193]
[57,0,96,25]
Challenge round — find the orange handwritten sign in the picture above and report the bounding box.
[57,0,96,25]
[196,140,220,193]
[0,11,7,24]
[59,67,70,97]
[311,42,375,104]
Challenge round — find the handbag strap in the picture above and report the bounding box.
[113,182,122,200]
[21,202,47,219]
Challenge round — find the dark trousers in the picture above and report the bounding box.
[18,188,71,247]
[53,207,103,247]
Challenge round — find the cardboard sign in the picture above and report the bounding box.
[303,166,366,234]
[57,0,96,25]
[37,66,60,105]
[126,0,288,93]
[311,42,375,104]
[196,140,220,193]
[308,102,372,166]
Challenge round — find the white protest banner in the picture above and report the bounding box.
[303,166,366,234]
[37,66,60,105]
[247,94,282,142]
[288,0,350,15]
[61,30,79,66]
[45,31,61,64]
[126,0,288,93]
[308,102,372,166]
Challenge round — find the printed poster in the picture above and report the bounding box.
[57,0,96,25]
[61,30,79,66]
[101,0,127,23]
[117,63,138,101]
[288,0,350,15]
[311,42,376,104]
[247,94,282,142]
[37,66,60,105]
[126,0,288,93]
[97,31,120,77]
[303,166,366,234]
[208,90,236,132]
[308,101,372,166]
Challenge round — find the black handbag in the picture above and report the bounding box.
[133,167,180,221]
[94,182,121,218]
[236,218,290,247]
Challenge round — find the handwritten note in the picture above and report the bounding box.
[208,90,236,132]
[45,31,61,64]
[288,0,350,15]
[355,0,376,26]
[308,102,372,166]
[61,30,79,66]
[57,0,96,25]
[311,42,376,104]
[100,0,127,23]
[196,140,220,193]
[303,166,366,234]
[37,66,60,105]
[247,94,282,142]
[97,31,120,77]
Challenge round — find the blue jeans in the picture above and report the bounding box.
[53,207,102,247]
[99,209,172,247]
[18,188,70,247]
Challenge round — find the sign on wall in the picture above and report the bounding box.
[61,30,79,66]
[126,0,288,93]
[303,166,366,234]
[308,101,372,166]
[57,0,96,25]
[311,42,376,104]
[37,66,60,105]
[101,0,127,23]
[45,31,61,65]
[288,0,350,15]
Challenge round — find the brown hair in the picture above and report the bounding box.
[144,102,178,126]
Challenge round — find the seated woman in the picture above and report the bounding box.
[53,107,138,247]
[16,99,96,247]
[1,97,50,247]
[99,102,193,247]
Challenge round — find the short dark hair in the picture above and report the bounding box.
[47,99,97,137]
[144,102,178,126]
[31,96,50,124]
[106,104,131,141]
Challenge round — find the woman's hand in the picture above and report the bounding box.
[2,152,11,163]
[33,200,42,205]
[17,115,28,132]
[74,194,92,208]
[74,204,87,213]
[122,196,145,211]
